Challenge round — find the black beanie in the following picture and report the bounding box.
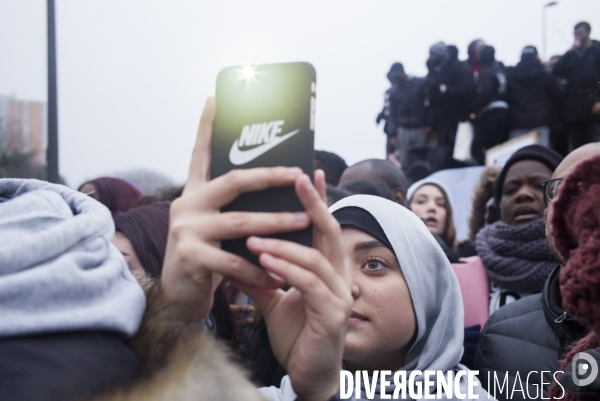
[332,206,393,251]
[493,144,564,212]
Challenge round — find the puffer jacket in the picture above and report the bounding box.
[474,265,587,401]
[507,59,559,129]
[388,76,428,129]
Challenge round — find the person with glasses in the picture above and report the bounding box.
[475,143,600,401]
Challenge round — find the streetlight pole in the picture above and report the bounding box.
[543,1,558,61]
[47,0,60,183]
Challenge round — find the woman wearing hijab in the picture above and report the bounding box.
[158,99,490,401]
[260,195,488,400]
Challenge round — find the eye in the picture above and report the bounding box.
[362,257,389,272]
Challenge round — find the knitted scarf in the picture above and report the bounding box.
[476,218,556,293]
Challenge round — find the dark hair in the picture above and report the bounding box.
[114,201,170,278]
[326,186,352,206]
[314,150,348,186]
[339,179,395,201]
[115,201,237,344]
[574,21,591,32]
[79,177,142,219]
[351,159,408,194]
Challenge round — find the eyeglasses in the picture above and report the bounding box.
[541,178,563,204]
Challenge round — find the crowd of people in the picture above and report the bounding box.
[1,20,600,401]
[377,22,600,182]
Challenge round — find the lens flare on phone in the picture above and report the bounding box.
[241,64,256,80]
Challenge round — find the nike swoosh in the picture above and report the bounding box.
[229,129,300,166]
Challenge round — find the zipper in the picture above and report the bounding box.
[555,311,567,324]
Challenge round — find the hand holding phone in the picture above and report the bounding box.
[160,97,352,401]
[211,62,316,265]
[160,98,309,319]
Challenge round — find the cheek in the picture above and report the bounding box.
[410,204,426,219]
[439,207,448,225]
[371,283,417,343]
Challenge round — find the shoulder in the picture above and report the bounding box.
[486,292,543,324]
[480,293,562,355]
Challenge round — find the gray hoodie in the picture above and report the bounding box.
[261,195,493,401]
[0,179,146,338]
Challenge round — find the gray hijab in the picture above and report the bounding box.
[330,195,488,400]
[260,195,491,401]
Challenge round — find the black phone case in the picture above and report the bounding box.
[211,62,316,266]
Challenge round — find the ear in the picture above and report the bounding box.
[393,189,405,206]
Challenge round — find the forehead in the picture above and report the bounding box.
[112,232,134,254]
[413,184,444,198]
[341,226,378,247]
[505,160,552,181]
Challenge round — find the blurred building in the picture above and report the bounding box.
[0,94,47,165]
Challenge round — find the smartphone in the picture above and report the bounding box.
[211,62,316,265]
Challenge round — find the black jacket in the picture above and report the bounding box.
[553,40,600,123]
[426,57,476,123]
[0,331,142,401]
[507,59,559,129]
[471,61,507,114]
[388,77,428,129]
[474,265,587,401]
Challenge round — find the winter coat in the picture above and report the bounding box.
[507,59,559,129]
[389,77,428,129]
[426,58,477,124]
[471,61,508,116]
[552,40,600,123]
[474,265,587,401]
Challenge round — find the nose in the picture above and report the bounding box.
[349,269,360,300]
[426,200,437,213]
[515,184,536,203]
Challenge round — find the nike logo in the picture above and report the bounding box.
[229,120,300,165]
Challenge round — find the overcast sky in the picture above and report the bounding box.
[1,0,599,188]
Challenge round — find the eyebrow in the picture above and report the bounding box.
[354,240,388,252]
[504,174,549,185]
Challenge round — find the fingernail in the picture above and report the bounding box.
[248,236,261,247]
[286,167,302,178]
[294,212,309,225]
[267,271,284,284]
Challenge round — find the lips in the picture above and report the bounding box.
[513,205,539,222]
[425,216,438,227]
[349,311,368,324]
